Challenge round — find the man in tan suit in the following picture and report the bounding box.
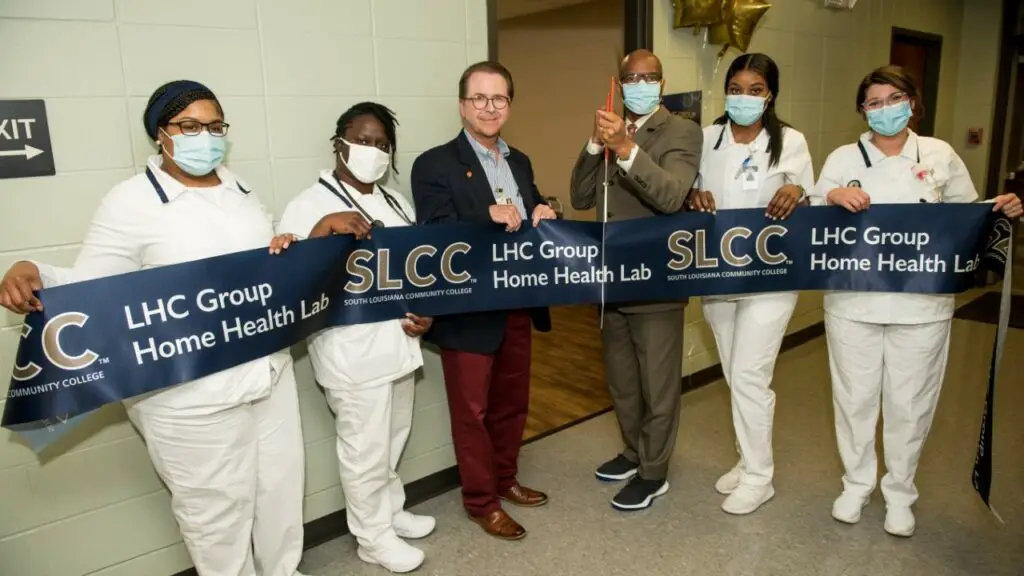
[569,49,702,511]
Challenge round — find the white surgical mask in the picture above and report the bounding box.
[340,139,390,184]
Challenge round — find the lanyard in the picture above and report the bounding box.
[318,175,412,227]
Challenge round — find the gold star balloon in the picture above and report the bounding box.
[672,0,725,29]
[707,0,772,54]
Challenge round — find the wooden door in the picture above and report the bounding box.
[890,39,928,134]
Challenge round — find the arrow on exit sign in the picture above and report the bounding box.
[0,144,45,160]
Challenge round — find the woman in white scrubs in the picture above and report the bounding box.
[813,66,1022,537]
[687,53,814,516]
[0,80,311,576]
[277,102,435,574]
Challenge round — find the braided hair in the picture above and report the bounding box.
[332,102,400,175]
[143,80,223,141]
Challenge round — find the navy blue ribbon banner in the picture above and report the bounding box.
[3,204,1012,513]
[971,215,1014,521]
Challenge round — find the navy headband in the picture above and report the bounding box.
[144,80,214,140]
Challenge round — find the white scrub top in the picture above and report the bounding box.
[698,122,815,209]
[33,155,289,416]
[812,130,979,325]
[277,170,424,390]
[699,122,815,301]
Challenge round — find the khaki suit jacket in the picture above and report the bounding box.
[569,107,703,314]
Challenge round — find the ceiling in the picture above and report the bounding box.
[495,0,600,20]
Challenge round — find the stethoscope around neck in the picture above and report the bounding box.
[712,123,760,181]
[856,139,920,168]
[855,138,934,203]
[318,174,412,227]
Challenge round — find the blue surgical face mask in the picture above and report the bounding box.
[725,94,767,127]
[866,101,912,137]
[166,131,227,176]
[622,81,662,115]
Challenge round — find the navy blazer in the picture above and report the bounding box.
[411,131,552,354]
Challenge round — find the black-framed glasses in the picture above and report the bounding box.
[621,72,662,85]
[862,91,909,111]
[167,120,230,137]
[463,95,510,110]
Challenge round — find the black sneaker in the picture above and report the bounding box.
[595,454,639,482]
[611,476,669,511]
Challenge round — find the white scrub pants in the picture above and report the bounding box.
[127,363,305,576]
[703,292,798,486]
[824,313,951,508]
[324,372,415,550]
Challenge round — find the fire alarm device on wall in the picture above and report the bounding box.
[967,128,983,146]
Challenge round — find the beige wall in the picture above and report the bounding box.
[951,0,1004,195]
[498,0,625,220]
[0,1,486,575]
[656,0,970,172]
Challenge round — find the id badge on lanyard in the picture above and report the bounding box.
[496,187,513,206]
[739,156,759,191]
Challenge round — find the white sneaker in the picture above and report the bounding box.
[714,463,743,495]
[884,506,916,537]
[721,483,775,515]
[393,510,436,539]
[831,493,870,524]
[357,534,425,573]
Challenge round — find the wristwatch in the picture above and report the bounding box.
[794,184,807,202]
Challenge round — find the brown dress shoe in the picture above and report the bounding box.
[499,483,549,507]
[469,509,526,540]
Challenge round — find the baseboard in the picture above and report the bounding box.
[302,466,461,551]
[681,319,826,394]
[526,319,826,446]
[171,320,826,576]
[170,466,461,576]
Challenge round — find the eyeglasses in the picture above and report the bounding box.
[463,95,511,110]
[621,73,662,85]
[167,120,230,137]
[862,92,909,111]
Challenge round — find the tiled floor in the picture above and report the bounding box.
[299,314,1024,575]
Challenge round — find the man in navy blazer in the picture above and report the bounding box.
[411,61,555,541]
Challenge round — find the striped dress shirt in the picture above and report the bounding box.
[464,129,528,218]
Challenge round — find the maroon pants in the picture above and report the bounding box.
[440,312,532,516]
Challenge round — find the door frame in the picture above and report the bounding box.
[984,0,1023,198]
[890,27,943,137]
[624,0,654,52]
[487,0,654,59]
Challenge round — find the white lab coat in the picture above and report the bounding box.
[31,155,304,576]
[812,130,977,507]
[277,170,423,550]
[698,122,814,486]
